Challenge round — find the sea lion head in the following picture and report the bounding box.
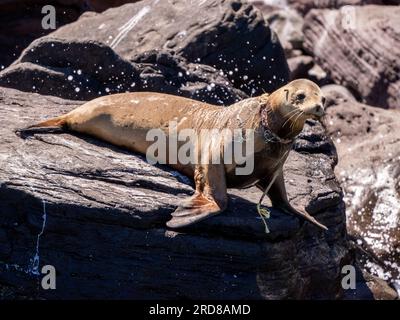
[271,78,326,121]
[260,79,326,140]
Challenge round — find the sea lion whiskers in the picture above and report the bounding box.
[290,110,305,133]
[282,109,301,129]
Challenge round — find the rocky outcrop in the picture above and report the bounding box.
[0,38,246,105]
[344,266,398,300]
[0,0,140,69]
[287,55,314,79]
[254,5,305,56]
[4,0,397,300]
[26,0,289,96]
[0,86,348,299]
[322,84,400,295]
[0,0,290,103]
[287,0,385,15]
[303,5,400,109]
[249,1,333,85]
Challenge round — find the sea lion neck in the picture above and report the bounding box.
[259,95,304,141]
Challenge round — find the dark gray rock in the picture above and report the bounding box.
[0,38,246,105]
[0,0,141,69]
[307,63,331,86]
[0,0,86,69]
[288,55,313,80]
[30,0,290,96]
[251,3,305,56]
[0,86,348,299]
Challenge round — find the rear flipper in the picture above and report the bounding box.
[166,164,227,228]
[15,115,67,139]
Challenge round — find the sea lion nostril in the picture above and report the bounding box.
[315,105,322,113]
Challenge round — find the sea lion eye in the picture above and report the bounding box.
[297,92,306,100]
[322,97,326,105]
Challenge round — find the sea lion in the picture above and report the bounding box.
[17,78,328,231]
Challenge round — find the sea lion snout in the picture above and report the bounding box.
[303,101,325,118]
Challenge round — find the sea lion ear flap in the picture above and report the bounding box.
[284,89,289,101]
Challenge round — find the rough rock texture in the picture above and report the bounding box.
[303,5,400,109]
[322,84,400,295]
[287,56,331,86]
[287,55,314,80]
[0,38,246,105]
[287,0,385,15]
[255,5,305,56]
[0,0,85,69]
[0,86,349,299]
[0,0,140,69]
[249,2,332,85]
[307,63,330,86]
[86,0,140,12]
[33,0,289,96]
[343,265,398,300]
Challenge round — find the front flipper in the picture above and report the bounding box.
[166,164,227,229]
[256,169,328,231]
[278,203,328,231]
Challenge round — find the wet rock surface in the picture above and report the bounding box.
[323,85,400,295]
[7,0,289,97]
[0,38,246,105]
[0,86,348,299]
[343,265,398,300]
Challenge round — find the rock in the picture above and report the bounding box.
[0,0,85,69]
[287,55,314,80]
[343,265,398,300]
[288,56,331,85]
[0,38,246,105]
[40,0,289,96]
[321,84,356,107]
[304,5,400,109]
[287,0,384,16]
[0,86,348,299]
[307,63,330,86]
[134,50,247,105]
[255,5,305,56]
[0,0,290,102]
[322,85,400,292]
[86,0,140,12]
[0,0,141,69]
[360,272,398,300]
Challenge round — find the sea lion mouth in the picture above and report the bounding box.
[304,113,322,120]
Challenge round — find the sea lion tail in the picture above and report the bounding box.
[15,115,68,139]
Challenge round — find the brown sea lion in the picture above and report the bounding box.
[17,79,327,231]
